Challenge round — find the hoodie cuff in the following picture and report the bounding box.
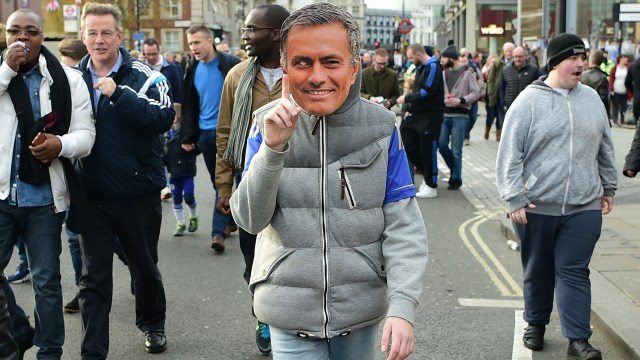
[387,296,417,326]
[603,188,615,197]
[507,193,530,213]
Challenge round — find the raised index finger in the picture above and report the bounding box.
[282,73,290,100]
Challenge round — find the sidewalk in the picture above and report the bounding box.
[456,113,640,360]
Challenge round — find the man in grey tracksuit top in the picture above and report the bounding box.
[230,3,428,359]
[496,33,617,360]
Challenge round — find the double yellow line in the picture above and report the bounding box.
[458,213,523,297]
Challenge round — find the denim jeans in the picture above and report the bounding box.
[0,275,19,360]
[270,323,379,360]
[439,116,468,183]
[0,200,65,359]
[465,101,479,140]
[198,130,234,237]
[65,210,81,286]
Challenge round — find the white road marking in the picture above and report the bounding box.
[513,310,533,360]
[458,297,524,308]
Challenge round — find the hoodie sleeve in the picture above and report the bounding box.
[496,95,533,212]
[230,115,284,234]
[382,197,428,325]
[599,113,617,195]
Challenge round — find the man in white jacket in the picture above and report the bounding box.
[0,9,95,359]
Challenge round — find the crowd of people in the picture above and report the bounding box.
[1,2,638,360]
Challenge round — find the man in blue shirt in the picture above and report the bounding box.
[0,9,95,359]
[181,25,241,252]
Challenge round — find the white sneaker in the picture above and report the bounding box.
[416,185,437,198]
[418,179,427,192]
[160,186,172,200]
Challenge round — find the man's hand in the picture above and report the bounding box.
[217,195,231,215]
[381,317,414,360]
[396,95,405,105]
[624,169,637,177]
[601,196,614,215]
[509,204,536,224]
[29,133,62,164]
[93,77,117,97]
[263,74,301,152]
[5,42,28,72]
[181,144,195,152]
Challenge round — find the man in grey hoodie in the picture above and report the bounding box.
[230,3,428,359]
[496,33,617,360]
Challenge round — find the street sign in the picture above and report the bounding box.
[614,3,640,23]
[133,32,145,40]
[398,18,413,35]
[63,4,77,19]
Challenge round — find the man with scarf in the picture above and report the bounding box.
[0,9,95,359]
[215,4,289,355]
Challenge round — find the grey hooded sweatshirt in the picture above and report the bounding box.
[496,78,617,215]
[230,71,428,339]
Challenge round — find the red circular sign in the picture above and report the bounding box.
[398,19,413,35]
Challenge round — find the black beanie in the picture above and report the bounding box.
[546,33,585,70]
[441,45,459,60]
[424,45,434,57]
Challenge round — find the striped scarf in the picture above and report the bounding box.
[223,56,260,170]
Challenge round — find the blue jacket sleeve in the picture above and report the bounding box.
[405,62,439,103]
[384,126,416,203]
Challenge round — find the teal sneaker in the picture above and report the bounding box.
[174,224,186,237]
[188,217,198,232]
[255,321,271,355]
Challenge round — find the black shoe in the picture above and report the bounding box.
[567,339,602,360]
[523,324,545,351]
[144,330,167,354]
[63,293,80,313]
[447,180,462,190]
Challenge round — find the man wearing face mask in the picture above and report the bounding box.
[360,47,400,109]
[438,44,479,191]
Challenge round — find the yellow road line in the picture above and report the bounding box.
[470,216,523,296]
[459,214,513,296]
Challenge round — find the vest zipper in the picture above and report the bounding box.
[319,116,330,338]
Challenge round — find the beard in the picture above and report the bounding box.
[443,59,454,69]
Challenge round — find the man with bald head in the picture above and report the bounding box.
[500,46,541,111]
[487,42,515,141]
[0,8,95,359]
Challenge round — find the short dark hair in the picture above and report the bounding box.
[186,25,212,38]
[374,48,389,57]
[254,4,290,29]
[58,38,88,61]
[143,38,160,49]
[591,51,605,67]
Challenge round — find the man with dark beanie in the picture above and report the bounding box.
[497,33,616,360]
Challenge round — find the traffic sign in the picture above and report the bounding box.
[63,4,77,18]
[398,18,413,35]
[133,32,145,40]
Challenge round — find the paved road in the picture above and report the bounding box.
[8,120,632,359]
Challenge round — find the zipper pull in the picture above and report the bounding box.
[340,169,346,200]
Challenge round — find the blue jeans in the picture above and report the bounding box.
[465,101,479,140]
[0,200,65,359]
[198,130,234,237]
[270,323,379,360]
[65,210,81,286]
[439,116,468,183]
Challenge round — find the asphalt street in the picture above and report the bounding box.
[8,120,633,359]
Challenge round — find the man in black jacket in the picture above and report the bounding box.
[500,46,540,111]
[580,50,609,117]
[77,2,175,357]
[181,25,241,252]
[397,43,445,198]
